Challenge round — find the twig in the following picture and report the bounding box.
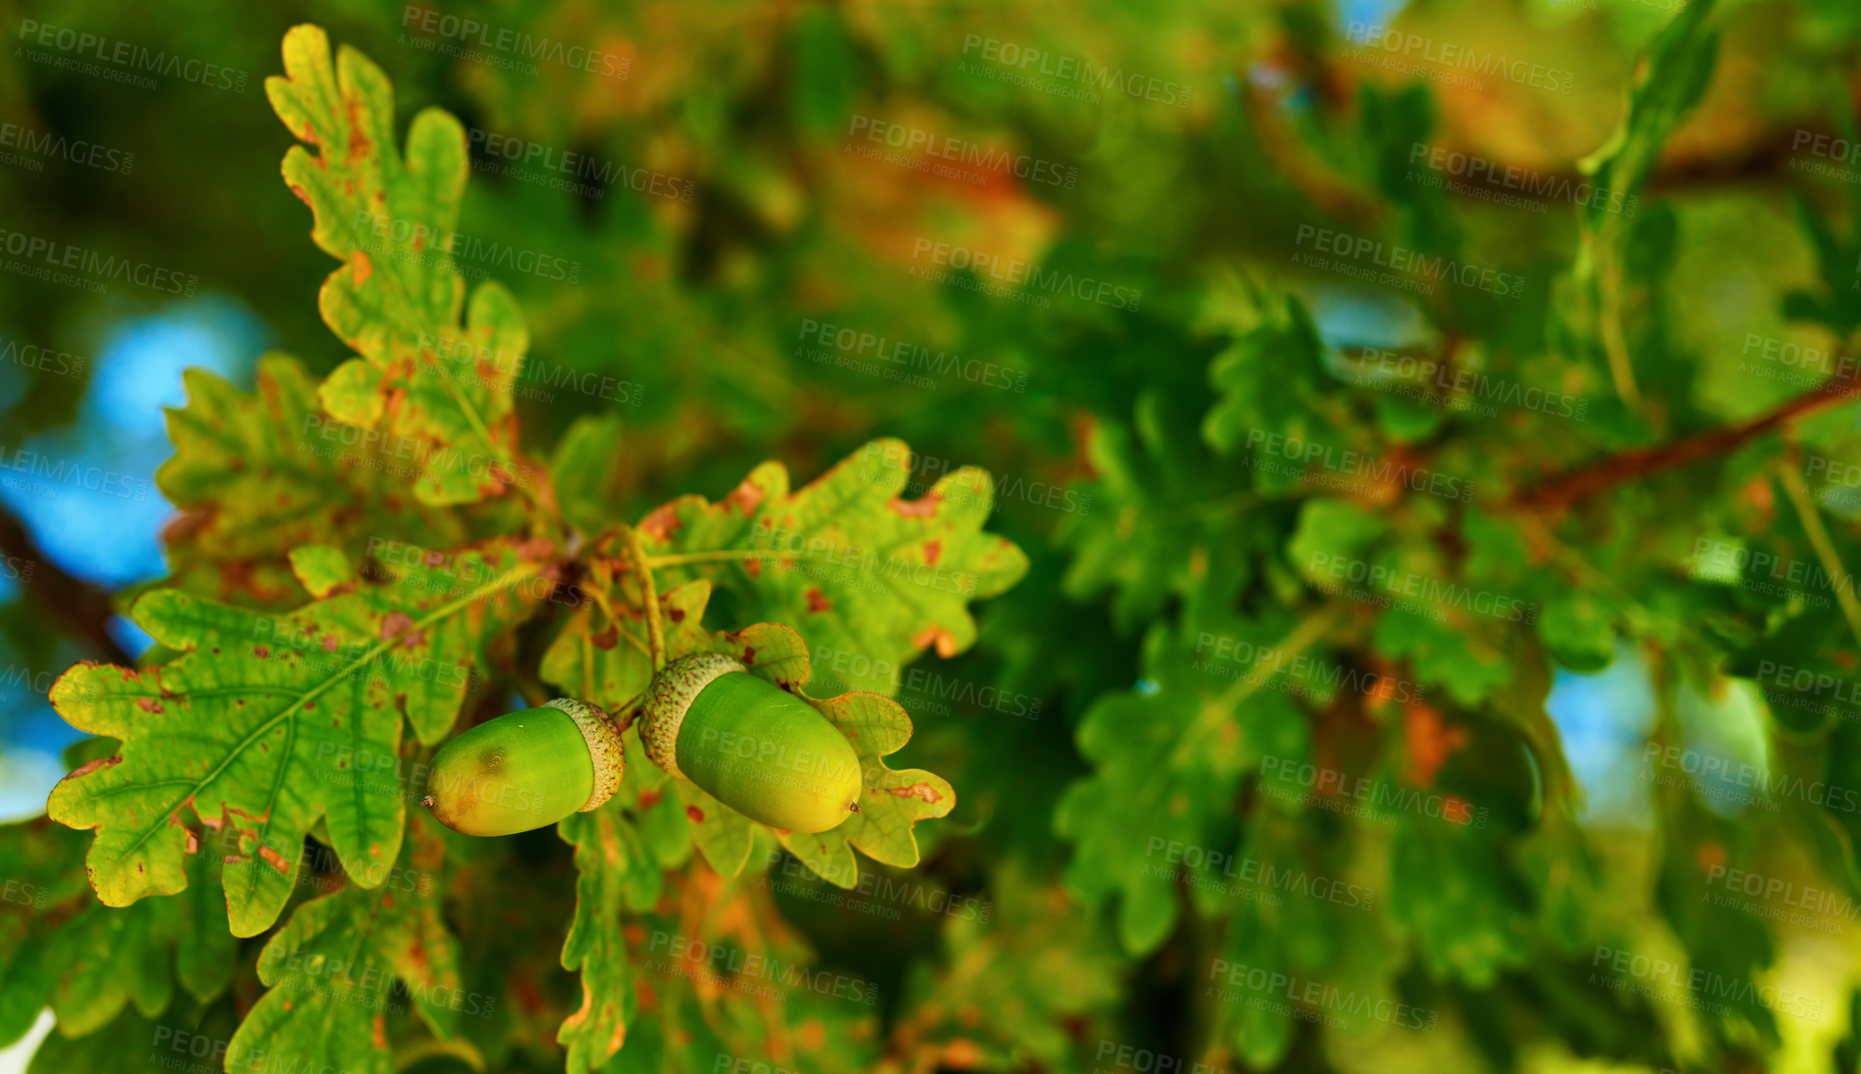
[620,524,666,673]
[1511,365,1861,511]
[0,504,131,665]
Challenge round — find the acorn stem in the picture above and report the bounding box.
[620,522,666,673]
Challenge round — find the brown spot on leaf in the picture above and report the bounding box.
[912,625,960,658]
[512,536,555,561]
[685,805,705,823]
[258,843,292,876]
[805,587,832,614]
[638,789,662,809]
[351,250,373,287]
[888,783,944,803]
[592,625,618,650]
[254,647,270,659]
[380,612,426,648]
[136,698,164,713]
[923,539,943,566]
[66,756,121,781]
[724,476,766,515]
[638,504,681,541]
[891,494,941,518]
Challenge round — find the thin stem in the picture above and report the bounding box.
[1512,358,1861,511]
[1775,453,1861,651]
[621,524,666,673]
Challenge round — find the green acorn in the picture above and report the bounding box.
[422,698,624,836]
[639,653,863,833]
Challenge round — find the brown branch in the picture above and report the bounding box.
[1511,369,1861,512]
[0,504,133,666]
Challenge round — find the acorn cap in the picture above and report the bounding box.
[639,652,747,780]
[544,697,625,812]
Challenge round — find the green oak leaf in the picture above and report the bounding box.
[266,24,533,505]
[639,439,1028,695]
[47,539,554,936]
[226,818,464,1074]
[0,816,237,1047]
[549,414,627,539]
[890,864,1120,1069]
[1390,817,1532,986]
[158,354,474,582]
[556,796,655,1074]
[1056,610,1316,955]
[0,817,94,1046]
[1202,292,1333,457]
[1061,389,1265,632]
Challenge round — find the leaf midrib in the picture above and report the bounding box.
[111,559,543,880]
